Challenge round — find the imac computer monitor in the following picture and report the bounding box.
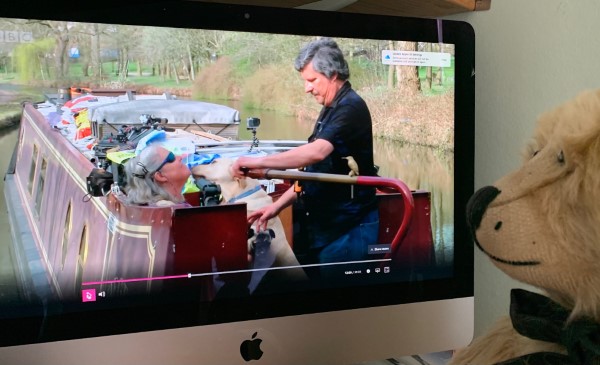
[0,2,474,364]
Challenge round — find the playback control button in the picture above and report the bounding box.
[368,244,391,254]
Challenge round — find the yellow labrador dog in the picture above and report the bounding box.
[191,157,307,291]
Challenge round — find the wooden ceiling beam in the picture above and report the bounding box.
[192,0,491,18]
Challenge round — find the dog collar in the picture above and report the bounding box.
[228,185,263,203]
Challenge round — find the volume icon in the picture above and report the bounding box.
[98,291,106,297]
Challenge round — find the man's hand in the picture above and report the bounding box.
[231,156,262,178]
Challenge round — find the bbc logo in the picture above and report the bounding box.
[0,31,33,43]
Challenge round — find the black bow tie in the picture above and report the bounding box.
[496,289,600,365]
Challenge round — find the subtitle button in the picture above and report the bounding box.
[368,244,391,254]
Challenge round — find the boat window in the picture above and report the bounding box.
[18,128,25,161]
[75,225,88,290]
[27,144,38,195]
[35,157,47,215]
[61,203,72,270]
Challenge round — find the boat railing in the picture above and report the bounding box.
[244,168,414,260]
[195,139,305,147]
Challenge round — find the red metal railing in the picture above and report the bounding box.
[245,169,414,259]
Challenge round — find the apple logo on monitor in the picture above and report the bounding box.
[240,332,264,361]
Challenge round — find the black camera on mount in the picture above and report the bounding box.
[246,117,261,153]
[86,168,115,197]
[194,178,222,207]
[246,117,260,130]
[86,162,128,197]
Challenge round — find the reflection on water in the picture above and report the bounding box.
[236,105,315,142]
[232,103,454,265]
[374,140,454,265]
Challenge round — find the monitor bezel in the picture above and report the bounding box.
[0,0,474,346]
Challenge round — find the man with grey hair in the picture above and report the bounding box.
[232,37,379,275]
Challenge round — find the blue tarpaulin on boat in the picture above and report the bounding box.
[183,153,221,169]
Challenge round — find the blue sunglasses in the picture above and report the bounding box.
[134,151,176,179]
[154,151,176,174]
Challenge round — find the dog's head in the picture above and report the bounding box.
[191,157,261,201]
[248,228,276,257]
[191,157,237,184]
[467,90,600,318]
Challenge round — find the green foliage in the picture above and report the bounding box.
[347,57,387,91]
[232,57,257,79]
[68,61,85,77]
[0,73,18,83]
[222,33,306,79]
[241,65,302,114]
[192,57,237,100]
[13,38,55,82]
[418,57,456,96]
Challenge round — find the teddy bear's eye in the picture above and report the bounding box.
[557,150,565,164]
[532,150,539,157]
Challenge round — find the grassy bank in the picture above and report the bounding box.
[0,86,46,130]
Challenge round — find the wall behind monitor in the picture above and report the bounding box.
[448,0,600,337]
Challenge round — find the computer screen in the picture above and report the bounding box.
[0,2,474,364]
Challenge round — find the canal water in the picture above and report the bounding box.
[0,124,19,302]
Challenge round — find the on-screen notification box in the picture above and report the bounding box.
[382,50,451,67]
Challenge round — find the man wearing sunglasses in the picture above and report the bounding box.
[124,144,192,206]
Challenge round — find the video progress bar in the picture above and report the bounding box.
[81,258,392,286]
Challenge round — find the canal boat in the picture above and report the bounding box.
[3,90,435,305]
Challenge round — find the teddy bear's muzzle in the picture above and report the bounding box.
[466,186,542,266]
[466,185,500,233]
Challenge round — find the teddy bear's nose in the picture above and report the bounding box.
[466,186,501,232]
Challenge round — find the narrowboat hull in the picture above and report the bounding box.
[4,104,249,302]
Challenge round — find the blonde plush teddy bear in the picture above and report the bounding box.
[450,90,600,365]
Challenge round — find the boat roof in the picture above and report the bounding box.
[31,92,301,163]
[89,99,241,125]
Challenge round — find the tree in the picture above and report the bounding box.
[395,41,421,95]
[140,27,188,82]
[3,18,70,80]
[425,43,433,89]
[34,20,71,79]
[13,38,54,82]
[387,41,395,88]
[384,41,421,94]
[75,22,107,79]
[105,24,143,83]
